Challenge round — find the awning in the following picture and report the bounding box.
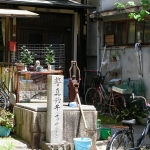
[90,6,140,20]
[0,0,95,9]
[0,9,39,17]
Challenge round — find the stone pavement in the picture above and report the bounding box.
[0,135,32,150]
[0,125,150,150]
[96,124,150,150]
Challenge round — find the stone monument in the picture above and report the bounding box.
[41,75,71,150]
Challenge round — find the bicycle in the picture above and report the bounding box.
[0,68,12,109]
[85,70,126,117]
[106,93,150,150]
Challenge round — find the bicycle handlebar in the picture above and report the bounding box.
[130,93,150,107]
[100,70,110,83]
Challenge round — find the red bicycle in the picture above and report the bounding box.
[85,71,126,117]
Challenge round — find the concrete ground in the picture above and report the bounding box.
[96,125,150,150]
[0,125,150,150]
[0,135,32,150]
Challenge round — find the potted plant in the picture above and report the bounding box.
[19,45,36,71]
[45,45,55,70]
[0,109,15,137]
[15,61,24,71]
[115,104,146,123]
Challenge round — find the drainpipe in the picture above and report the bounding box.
[5,17,9,62]
[97,21,100,72]
[97,1,102,72]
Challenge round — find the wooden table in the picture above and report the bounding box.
[14,70,63,103]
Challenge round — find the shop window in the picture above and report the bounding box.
[115,23,122,44]
[128,21,135,44]
[114,22,127,44]
[104,20,150,46]
[136,21,144,43]
[105,34,114,45]
[144,21,150,43]
[122,22,127,44]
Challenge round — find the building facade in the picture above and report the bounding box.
[0,0,94,78]
[87,0,150,100]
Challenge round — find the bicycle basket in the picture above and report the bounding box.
[92,75,105,87]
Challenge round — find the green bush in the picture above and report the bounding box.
[115,104,146,123]
[0,109,15,132]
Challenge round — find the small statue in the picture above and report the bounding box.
[35,60,43,72]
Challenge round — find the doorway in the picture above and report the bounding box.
[17,13,73,77]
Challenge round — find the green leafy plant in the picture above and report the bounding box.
[0,142,14,150]
[115,104,146,123]
[45,45,55,65]
[115,0,150,21]
[19,45,36,65]
[115,1,135,8]
[0,109,15,132]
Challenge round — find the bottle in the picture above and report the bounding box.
[97,119,101,128]
[97,119,101,140]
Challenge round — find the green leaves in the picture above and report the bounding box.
[126,1,136,6]
[45,45,55,64]
[115,2,125,8]
[115,104,146,123]
[115,0,150,21]
[20,45,36,65]
[115,1,135,8]
[140,0,150,6]
[0,109,15,132]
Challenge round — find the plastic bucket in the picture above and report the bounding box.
[64,79,69,97]
[69,102,78,107]
[100,128,111,140]
[74,138,92,150]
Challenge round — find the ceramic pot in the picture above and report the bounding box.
[0,126,10,137]
[48,64,51,71]
[24,72,31,80]
[15,64,24,71]
[28,65,35,71]
[48,64,55,70]
[36,66,43,72]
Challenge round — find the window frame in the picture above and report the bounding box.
[103,20,150,46]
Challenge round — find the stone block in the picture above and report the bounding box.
[41,141,72,150]
[14,104,97,150]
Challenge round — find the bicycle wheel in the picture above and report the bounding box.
[93,90,104,112]
[85,88,96,105]
[106,130,133,150]
[0,89,7,109]
[109,93,126,118]
[85,88,103,112]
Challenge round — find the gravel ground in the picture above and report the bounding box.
[96,125,150,150]
[0,135,32,150]
[0,125,150,150]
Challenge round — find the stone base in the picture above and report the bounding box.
[14,103,97,150]
[41,141,72,150]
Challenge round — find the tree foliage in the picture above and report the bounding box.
[115,0,150,21]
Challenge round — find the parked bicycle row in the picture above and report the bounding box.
[84,70,146,119]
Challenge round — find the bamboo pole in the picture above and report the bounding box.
[76,93,87,129]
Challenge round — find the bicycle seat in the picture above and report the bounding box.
[122,119,136,125]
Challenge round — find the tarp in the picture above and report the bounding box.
[0,8,39,17]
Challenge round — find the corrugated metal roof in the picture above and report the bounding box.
[0,0,95,9]
[0,8,39,17]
